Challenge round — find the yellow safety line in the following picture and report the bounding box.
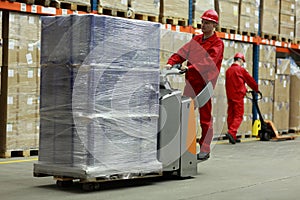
[0,158,38,164]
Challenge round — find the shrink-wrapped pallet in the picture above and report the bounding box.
[34,15,162,178]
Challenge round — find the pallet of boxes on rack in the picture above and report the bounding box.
[160,0,189,26]
[216,39,254,140]
[260,0,280,41]
[128,0,160,22]
[258,45,276,132]
[217,0,240,34]
[98,0,128,18]
[289,68,300,133]
[273,58,291,134]
[279,0,296,43]
[295,0,300,44]
[239,0,259,37]
[192,0,214,29]
[0,11,40,158]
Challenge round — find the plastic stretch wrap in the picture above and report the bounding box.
[35,15,162,178]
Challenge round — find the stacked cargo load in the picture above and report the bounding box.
[98,0,128,17]
[0,12,40,158]
[260,0,280,40]
[273,58,291,132]
[279,0,296,43]
[160,0,189,26]
[239,0,259,36]
[295,0,300,43]
[217,0,240,32]
[128,0,160,22]
[34,15,162,179]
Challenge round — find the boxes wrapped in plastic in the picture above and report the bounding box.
[35,15,162,179]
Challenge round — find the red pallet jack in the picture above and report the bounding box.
[247,91,296,141]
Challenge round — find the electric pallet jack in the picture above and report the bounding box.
[247,91,296,141]
[158,64,213,177]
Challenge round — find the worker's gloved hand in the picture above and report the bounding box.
[180,66,188,71]
[165,64,172,70]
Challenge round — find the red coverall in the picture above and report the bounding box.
[225,63,258,140]
[167,32,224,153]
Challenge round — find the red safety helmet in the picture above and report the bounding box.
[201,9,219,24]
[234,52,246,62]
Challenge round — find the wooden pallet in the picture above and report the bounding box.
[34,0,51,7]
[217,27,238,35]
[98,6,128,18]
[279,35,294,43]
[129,13,159,23]
[261,32,279,41]
[54,0,91,12]
[0,149,38,158]
[15,0,35,4]
[239,30,257,37]
[160,16,188,27]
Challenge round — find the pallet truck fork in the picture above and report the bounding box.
[247,91,296,141]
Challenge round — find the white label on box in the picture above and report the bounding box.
[28,16,35,24]
[10,14,15,22]
[27,98,33,105]
[7,96,13,104]
[246,7,251,13]
[28,43,34,51]
[283,80,287,88]
[291,4,295,9]
[245,22,250,28]
[9,40,15,50]
[270,68,273,76]
[28,70,34,78]
[121,0,126,5]
[233,6,238,16]
[291,16,294,22]
[8,69,14,77]
[26,53,33,64]
[6,124,13,132]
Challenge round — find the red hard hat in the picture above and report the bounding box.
[201,9,219,24]
[234,52,246,62]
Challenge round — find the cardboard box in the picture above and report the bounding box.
[193,0,215,25]
[276,58,290,75]
[218,0,239,30]
[160,0,189,19]
[129,0,160,16]
[289,75,300,130]
[273,74,290,102]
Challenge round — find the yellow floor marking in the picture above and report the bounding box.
[0,158,38,164]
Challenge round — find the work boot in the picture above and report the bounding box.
[226,133,236,144]
[197,152,210,161]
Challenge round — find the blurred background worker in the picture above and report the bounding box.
[225,52,259,144]
[165,9,224,160]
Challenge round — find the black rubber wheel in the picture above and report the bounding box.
[260,131,271,141]
[82,183,95,191]
[56,180,73,187]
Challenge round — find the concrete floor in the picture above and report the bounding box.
[1,137,300,200]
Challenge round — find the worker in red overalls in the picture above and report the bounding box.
[225,52,259,144]
[165,9,224,160]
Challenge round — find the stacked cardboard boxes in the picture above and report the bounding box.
[295,0,300,42]
[98,0,128,11]
[218,0,240,30]
[160,0,189,21]
[128,0,160,16]
[260,0,280,37]
[279,0,296,41]
[0,12,40,157]
[239,0,259,35]
[289,74,300,130]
